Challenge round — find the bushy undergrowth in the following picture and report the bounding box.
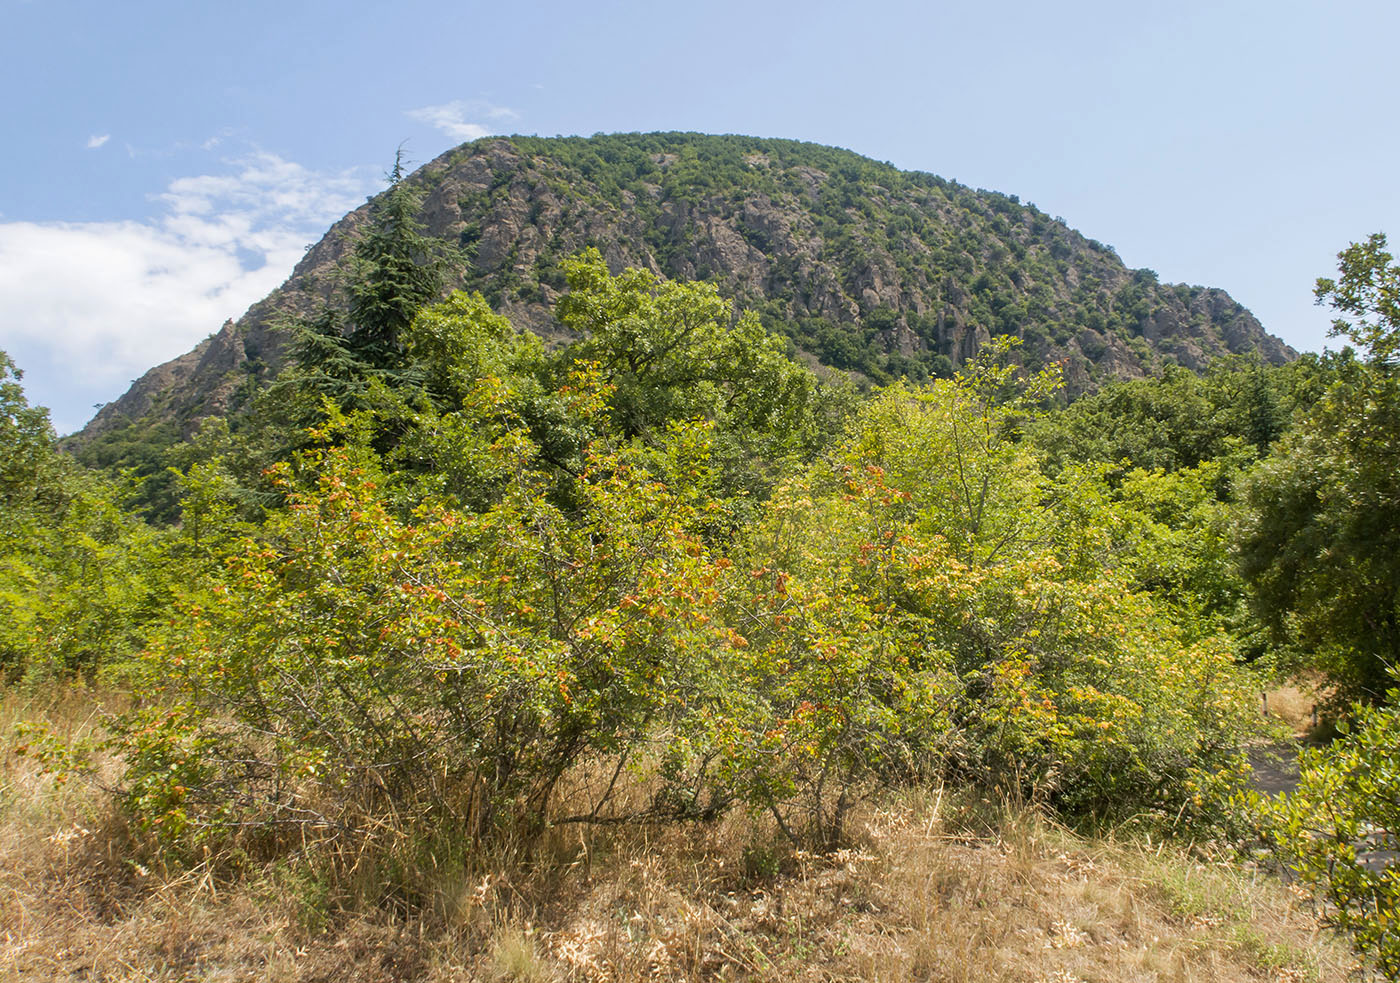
[1263,682,1400,977]
[81,335,1261,868]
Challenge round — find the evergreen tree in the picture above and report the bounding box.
[345,150,456,371]
[287,149,457,397]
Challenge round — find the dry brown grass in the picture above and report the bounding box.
[1261,676,1333,741]
[0,691,1362,982]
[520,792,1359,983]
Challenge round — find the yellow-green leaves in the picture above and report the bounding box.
[1266,687,1400,975]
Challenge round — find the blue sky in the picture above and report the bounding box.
[2,0,1397,433]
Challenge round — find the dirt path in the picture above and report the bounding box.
[1247,742,1301,797]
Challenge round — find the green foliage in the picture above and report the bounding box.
[405,290,546,410]
[281,307,377,405]
[1028,357,1348,668]
[110,373,741,849]
[1238,366,1400,700]
[0,352,176,680]
[694,345,1257,839]
[1316,231,1400,365]
[0,352,72,527]
[1031,360,1296,480]
[1112,463,1248,644]
[1239,235,1400,703]
[2,488,169,680]
[343,151,459,369]
[273,155,458,430]
[71,413,184,522]
[833,366,1252,815]
[556,248,840,501]
[8,237,1275,891]
[1267,687,1400,976]
[385,291,555,511]
[93,330,1261,860]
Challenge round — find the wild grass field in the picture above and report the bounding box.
[1,690,1358,983]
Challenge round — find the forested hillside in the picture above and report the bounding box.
[75,134,1291,463]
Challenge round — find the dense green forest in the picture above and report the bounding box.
[3,167,1398,976]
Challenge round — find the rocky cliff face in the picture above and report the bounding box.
[77,133,1293,443]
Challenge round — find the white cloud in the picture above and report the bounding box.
[406,99,518,141]
[85,133,110,149]
[0,153,370,432]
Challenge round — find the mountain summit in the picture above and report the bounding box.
[77,133,1292,443]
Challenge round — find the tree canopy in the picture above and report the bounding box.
[1238,234,1400,703]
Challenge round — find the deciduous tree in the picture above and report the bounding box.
[1239,234,1400,703]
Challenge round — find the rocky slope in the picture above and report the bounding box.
[77,132,1293,443]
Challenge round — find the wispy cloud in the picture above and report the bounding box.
[199,128,236,152]
[406,99,517,142]
[0,153,372,432]
[85,133,110,149]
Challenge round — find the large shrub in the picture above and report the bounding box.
[111,371,741,851]
[712,356,1258,835]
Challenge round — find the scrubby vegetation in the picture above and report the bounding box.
[4,170,1399,977]
[0,695,1357,981]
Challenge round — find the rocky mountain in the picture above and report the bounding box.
[76,132,1293,445]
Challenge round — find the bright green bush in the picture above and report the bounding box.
[0,351,174,681]
[111,369,742,851]
[1268,692,1400,977]
[712,351,1258,834]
